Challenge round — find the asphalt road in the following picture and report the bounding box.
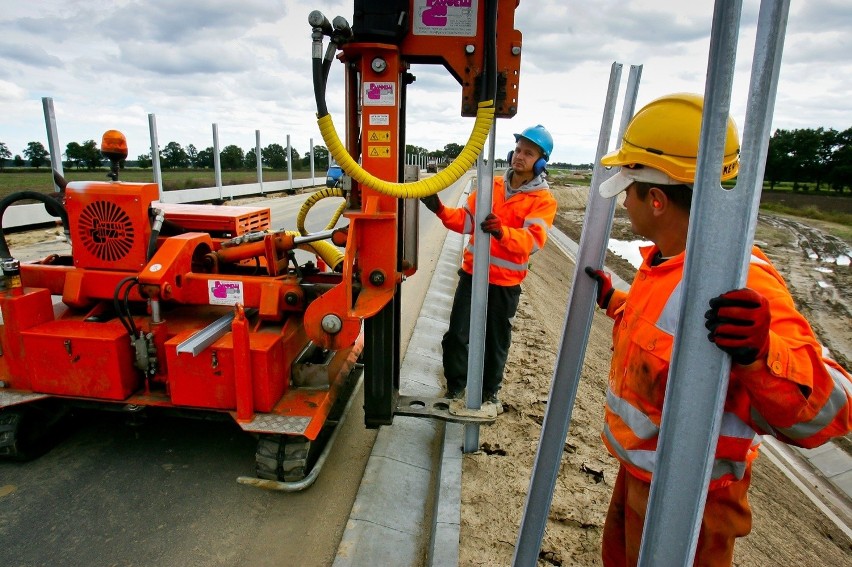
[0,176,469,567]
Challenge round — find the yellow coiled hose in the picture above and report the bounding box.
[292,187,346,271]
[317,100,495,198]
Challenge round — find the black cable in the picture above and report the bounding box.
[123,278,139,339]
[113,276,138,337]
[0,191,69,259]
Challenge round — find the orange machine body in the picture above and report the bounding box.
[0,181,361,444]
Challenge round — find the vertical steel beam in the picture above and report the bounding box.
[41,97,63,191]
[212,123,223,201]
[287,134,294,194]
[256,130,264,195]
[513,61,642,565]
[463,121,496,453]
[638,0,789,563]
[148,114,163,198]
[309,136,315,186]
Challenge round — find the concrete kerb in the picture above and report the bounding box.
[333,192,468,567]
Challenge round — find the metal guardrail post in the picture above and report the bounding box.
[512,61,640,565]
[41,97,63,191]
[148,114,163,198]
[256,130,264,196]
[463,122,496,453]
[638,0,790,564]
[212,123,223,201]
[310,137,315,185]
[287,134,294,193]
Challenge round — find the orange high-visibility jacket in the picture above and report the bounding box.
[436,173,557,286]
[602,245,852,489]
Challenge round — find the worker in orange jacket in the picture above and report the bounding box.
[421,125,558,413]
[584,93,852,566]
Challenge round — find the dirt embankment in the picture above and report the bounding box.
[459,184,852,566]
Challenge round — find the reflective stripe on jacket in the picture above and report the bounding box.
[437,173,557,286]
[602,245,852,489]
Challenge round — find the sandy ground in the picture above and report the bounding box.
[459,184,852,566]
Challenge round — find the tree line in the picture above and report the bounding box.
[0,139,467,172]
[764,126,851,193]
[4,128,849,194]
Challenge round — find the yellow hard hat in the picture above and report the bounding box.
[601,92,740,185]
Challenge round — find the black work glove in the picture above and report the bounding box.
[705,288,771,365]
[420,194,443,214]
[584,267,615,309]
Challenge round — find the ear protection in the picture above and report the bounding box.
[506,151,548,176]
[652,200,662,209]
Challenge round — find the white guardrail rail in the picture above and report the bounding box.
[4,178,324,230]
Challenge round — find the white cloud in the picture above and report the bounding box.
[0,0,849,164]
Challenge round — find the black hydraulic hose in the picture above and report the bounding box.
[314,52,329,118]
[113,276,139,337]
[0,191,69,259]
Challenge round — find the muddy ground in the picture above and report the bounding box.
[459,184,852,566]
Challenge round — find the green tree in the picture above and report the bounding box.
[196,147,214,169]
[220,145,245,170]
[263,143,288,169]
[13,155,24,167]
[137,153,152,168]
[186,144,199,168]
[23,141,49,168]
[443,143,464,159]
[65,141,84,169]
[162,141,189,169]
[81,140,102,169]
[0,142,12,171]
[765,129,794,190]
[287,146,301,170]
[828,127,852,195]
[245,148,259,169]
[303,145,329,168]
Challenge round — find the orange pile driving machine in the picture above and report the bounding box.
[0,0,522,486]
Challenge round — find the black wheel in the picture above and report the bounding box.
[254,435,312,482]
[0,402,69,461]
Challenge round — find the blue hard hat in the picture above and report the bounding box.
[513,125,553,161]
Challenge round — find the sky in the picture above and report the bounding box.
[1,0,850,166]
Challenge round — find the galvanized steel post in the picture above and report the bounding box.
[512,61,641,565]
[41,97,63,191]
[287,134,294,193]
[147,114,163,197]
[463,123,497,453]
[256,130,264,195]
[212,123,223,201]
[638,0,790,564]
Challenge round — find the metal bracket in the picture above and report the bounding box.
[394,395,497,425]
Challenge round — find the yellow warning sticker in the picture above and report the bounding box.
[368,130,391,142]
[368,146,391,158]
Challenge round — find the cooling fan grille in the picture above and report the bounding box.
[77,200,136,262]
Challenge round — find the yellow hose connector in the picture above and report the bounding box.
[318,100,495,198]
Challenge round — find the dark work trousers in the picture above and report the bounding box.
[442,270,522,396]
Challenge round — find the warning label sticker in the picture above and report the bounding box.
[369,114,390,125]
[368,131,391,142]
[368,146,391,158]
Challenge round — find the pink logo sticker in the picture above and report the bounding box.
[211,280,240,299]
[421,0,472,27]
